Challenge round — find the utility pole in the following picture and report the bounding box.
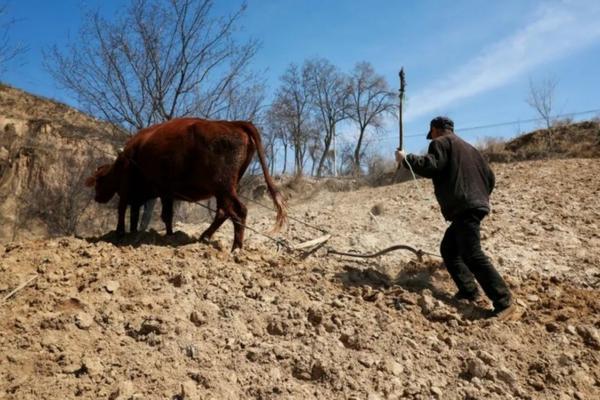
[398,67,406,151]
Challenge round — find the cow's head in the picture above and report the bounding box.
[85,155,129,203]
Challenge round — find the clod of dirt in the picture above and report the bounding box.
[108,381,135,400]
[339,332,362,350]
[370,203,385,216]
[169,273,189,288]
[465,357,488,380]
[307,307,323,326]
[189,311,206,327]
[576,325,600,350]
[74,312,93,330]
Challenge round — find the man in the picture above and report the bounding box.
[137,198,181,232]
[396,116,514,319]
[138,198,157,231]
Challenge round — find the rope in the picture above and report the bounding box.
[237,166,441,258]
[402,157,426,201]
[176,192,443,260]
[172,191,293,251]
[88,139,441,260]
[400,156,447,227]
[239,194,329,234]
[240,188,442,259]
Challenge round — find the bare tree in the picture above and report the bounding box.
[304,58,350,177]
[18,152,101,236]
[527,77,558,133]
[46,0,260,131]
[347,62,395,174]
[306,126,322,176]
[260,120,279,176]
[265,107,290,175]
[270,63,313,176]
[213,79,266,121]
[338,141,361,176]
[0,2,26,75]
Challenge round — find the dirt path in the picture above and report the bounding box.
[1,158,599,399]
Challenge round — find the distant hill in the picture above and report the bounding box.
[481,120,600,162]
[0,83,128,241]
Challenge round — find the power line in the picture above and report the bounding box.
[371,108,600,143]
[455,108,600,133]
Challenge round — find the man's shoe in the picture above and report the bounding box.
[491,303,518,321]
[452,290,481,302]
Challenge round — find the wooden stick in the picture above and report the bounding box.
[292,234,331,250]
[2,275,38,303]
[398,68,406,152]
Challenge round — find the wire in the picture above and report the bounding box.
[372,108,600,142]
[238,194,329,234]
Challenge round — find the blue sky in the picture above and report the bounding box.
[3,0,600,155]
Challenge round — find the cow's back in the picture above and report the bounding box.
[128,118,255,200]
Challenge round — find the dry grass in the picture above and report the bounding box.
[480,120,600,162]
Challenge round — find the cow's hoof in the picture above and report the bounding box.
[200,234,215,245]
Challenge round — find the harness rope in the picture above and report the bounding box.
[76,134,442,260]
[239,186,442,259]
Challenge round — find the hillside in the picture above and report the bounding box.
[1,158,599,399]
[483,120,600,162]
[0,83,127,241]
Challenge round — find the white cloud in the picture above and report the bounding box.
[405,0,600,122]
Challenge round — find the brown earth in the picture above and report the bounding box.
[1,158,599,400]
[0,83,127,241]
[483,120,600,163]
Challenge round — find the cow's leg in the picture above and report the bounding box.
[160,196,175,235]
[199,198,228,243]
[117,197,127,236]
[224,193,247,251]
[130,204,140,233]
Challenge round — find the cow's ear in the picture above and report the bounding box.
[84,176,96,187]
[116,154,129,169]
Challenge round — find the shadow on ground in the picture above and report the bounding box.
[335,260,491,320]
[84,229,198,248]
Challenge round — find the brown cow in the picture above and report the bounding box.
[86,118,287,250]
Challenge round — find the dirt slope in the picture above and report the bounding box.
[0,83,126,240]
[1,158,599,400]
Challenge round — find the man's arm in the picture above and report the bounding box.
[403,140,448,178]
[487,167,495,195]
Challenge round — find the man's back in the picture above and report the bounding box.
[432,134,495,220]
[406,133,495,221]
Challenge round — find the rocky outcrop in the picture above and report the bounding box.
[0,84,127,241]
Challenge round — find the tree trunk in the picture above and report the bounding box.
[353,126,366,175]
[269,142,276,176]
[316,125,334,177]
[282,144,288,175]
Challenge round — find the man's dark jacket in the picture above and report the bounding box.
[404,133,495,221]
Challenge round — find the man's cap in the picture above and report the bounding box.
[427,116,454,139]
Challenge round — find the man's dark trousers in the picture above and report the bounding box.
[440,209,511,309]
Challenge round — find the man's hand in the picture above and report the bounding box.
[395,149,406,165]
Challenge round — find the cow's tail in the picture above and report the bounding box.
[244,122,287,232]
